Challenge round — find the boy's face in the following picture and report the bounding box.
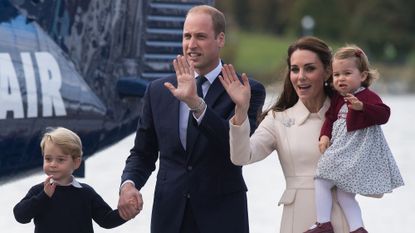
[43,140,80,185]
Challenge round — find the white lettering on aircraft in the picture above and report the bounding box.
[21,52,37,118]
[0,53,24,119]
[0,52,67,119]
[36,52,66,117]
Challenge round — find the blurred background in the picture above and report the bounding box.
[214,0,415,94]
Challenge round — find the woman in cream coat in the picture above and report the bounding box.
[219,37,349,233]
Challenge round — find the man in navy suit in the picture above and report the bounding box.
[118,5,266,233]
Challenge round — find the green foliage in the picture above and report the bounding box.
[222,31,292,84]
[216,0,415,63]
[220,30,414,93]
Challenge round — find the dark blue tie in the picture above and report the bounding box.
[186,76,206,151]
[196,75,206,98]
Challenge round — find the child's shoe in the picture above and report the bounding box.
[350,227,368,233]
[303,222,334,233]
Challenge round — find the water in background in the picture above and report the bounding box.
[1,95,413,233]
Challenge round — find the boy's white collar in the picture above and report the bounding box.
[70,177,82,188]
[51,175,82,188]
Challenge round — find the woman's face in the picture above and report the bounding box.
[290,49,329,107]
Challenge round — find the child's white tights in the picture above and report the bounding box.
[314,178,364,231]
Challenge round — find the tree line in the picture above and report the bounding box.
[217,0,415,63]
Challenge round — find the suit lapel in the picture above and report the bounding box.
[164,78,186,152]
[186,75,226,160]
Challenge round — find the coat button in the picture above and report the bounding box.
[184,193,190,199]
[187,166,192,171]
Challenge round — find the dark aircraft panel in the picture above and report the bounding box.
[0,7,107,177]
[1,15,107,115]
[0,0,214,181]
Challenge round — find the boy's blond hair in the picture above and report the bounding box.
[40,127,83,159]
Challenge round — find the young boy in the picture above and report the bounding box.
[13,127,127,233]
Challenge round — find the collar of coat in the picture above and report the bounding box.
[290,97,330,126]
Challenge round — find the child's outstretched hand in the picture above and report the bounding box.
[319,135,330,154]
[44,175,56,197]
[344,93,363,111]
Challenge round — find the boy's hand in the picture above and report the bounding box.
[344,93,363,111]
[44,175,56,197]
[319,136,330,154]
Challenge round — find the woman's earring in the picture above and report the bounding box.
[324,81,328,87]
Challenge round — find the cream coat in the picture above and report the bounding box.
[230,99,349,233]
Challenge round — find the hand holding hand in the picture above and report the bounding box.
[219,64,251,125]
[118,183,143,220]
[164,55,200,108]
[43,175,56,197]
[319,135,330,154]
[344,93,363,111]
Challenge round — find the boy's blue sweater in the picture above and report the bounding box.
[13,182,125,233]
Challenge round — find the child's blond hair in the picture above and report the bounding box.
[333,44,379,87]
[40,127,83,159]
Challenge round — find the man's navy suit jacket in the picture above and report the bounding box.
[121,74,266,233]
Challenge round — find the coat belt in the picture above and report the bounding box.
[278,176,315,205]
[285,176,314,189]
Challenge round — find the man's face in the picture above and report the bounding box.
[182,12,224,75]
